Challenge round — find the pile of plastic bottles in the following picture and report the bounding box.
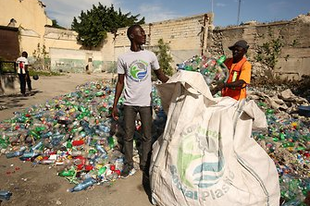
[177,55,229,86]
[0,79,309,203]
[0,80,166,192]
[253,102,310,205]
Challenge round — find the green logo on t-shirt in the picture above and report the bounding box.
[129,60,148,82]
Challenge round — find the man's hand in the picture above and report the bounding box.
[211,82,225,95]
[112,106,119,121]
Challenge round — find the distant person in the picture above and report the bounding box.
[112,25,169,178]
[212,40,252,100]
[16,51,32,96]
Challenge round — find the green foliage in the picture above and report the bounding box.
[255,37,284,69]
[154,38,174,76]
[50,20,66,29]
[0,61,15,74]
[252,35,290,86]
[71,4,145,49]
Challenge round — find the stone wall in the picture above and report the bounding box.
[208,13,310,80]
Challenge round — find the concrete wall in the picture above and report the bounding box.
[44,27,81,52]
[208,13,310,80]
[100,33,117,73]
[0,74,18,95]
[49,48,104,73]
[19,28,41,56]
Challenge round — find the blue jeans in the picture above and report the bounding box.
[123,105,152,170]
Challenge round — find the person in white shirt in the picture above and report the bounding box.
[112,25,169,178]
[16,51,31,96]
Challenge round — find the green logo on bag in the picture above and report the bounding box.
[176,124,225,189]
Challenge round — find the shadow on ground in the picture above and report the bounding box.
[0,90,42,111]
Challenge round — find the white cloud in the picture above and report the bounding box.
[136,3,181,23]
[216,3,226,7]
[41,0,118,28]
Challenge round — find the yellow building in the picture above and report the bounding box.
[0,0,80,58]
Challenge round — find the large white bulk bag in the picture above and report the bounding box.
[150,70,280,206]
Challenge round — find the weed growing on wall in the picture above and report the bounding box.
[252,33,289,86]
[32,44,50,71]
[255,37,284,69]
[154,38,175,77]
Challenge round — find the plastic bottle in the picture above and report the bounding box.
[6,150,24,158]
[98,124,110,133]
[68,177,97,192]
[41,131,53,139]
[0,190,12,201]
[97,166,107,176]
[19,151,40,160]
[80,120,93,135]
[216,55,226,65]
[95,144,108,159]
[58,168,76,177]
[28,130,41,140]
[30,141,43,152]
[108,136,115,149]
[0,137,9,149]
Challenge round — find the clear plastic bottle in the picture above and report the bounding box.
[95,144,108,159]
[68,177,97,192]
[0,190,12,201]
[6,150,24,158]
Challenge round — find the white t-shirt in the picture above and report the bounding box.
[117,50,160,106]
[16,56,29,74]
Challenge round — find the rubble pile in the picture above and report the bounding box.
[248,86,310,205]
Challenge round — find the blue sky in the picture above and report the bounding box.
[41,0,310,28]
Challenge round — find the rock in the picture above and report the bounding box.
[279,89,296,101]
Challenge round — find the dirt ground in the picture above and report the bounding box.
[0,73,153,206]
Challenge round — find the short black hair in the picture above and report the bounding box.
[127,24,142,39]
[22,51,28,57]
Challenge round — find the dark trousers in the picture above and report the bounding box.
[26,71,32,91]
[123,105,152,170]
[18,73,26,95]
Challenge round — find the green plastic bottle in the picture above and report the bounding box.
[217,55,226,65]
[98,166,107,176]
[58,169,76,177]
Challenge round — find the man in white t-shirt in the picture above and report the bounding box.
[16,51,31,96]
[112,25,169,178]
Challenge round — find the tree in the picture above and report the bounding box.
[51,20,66,29]
[71,4,145,49]
[154,39,175,76]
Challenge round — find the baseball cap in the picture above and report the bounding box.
[228,40,249,51]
